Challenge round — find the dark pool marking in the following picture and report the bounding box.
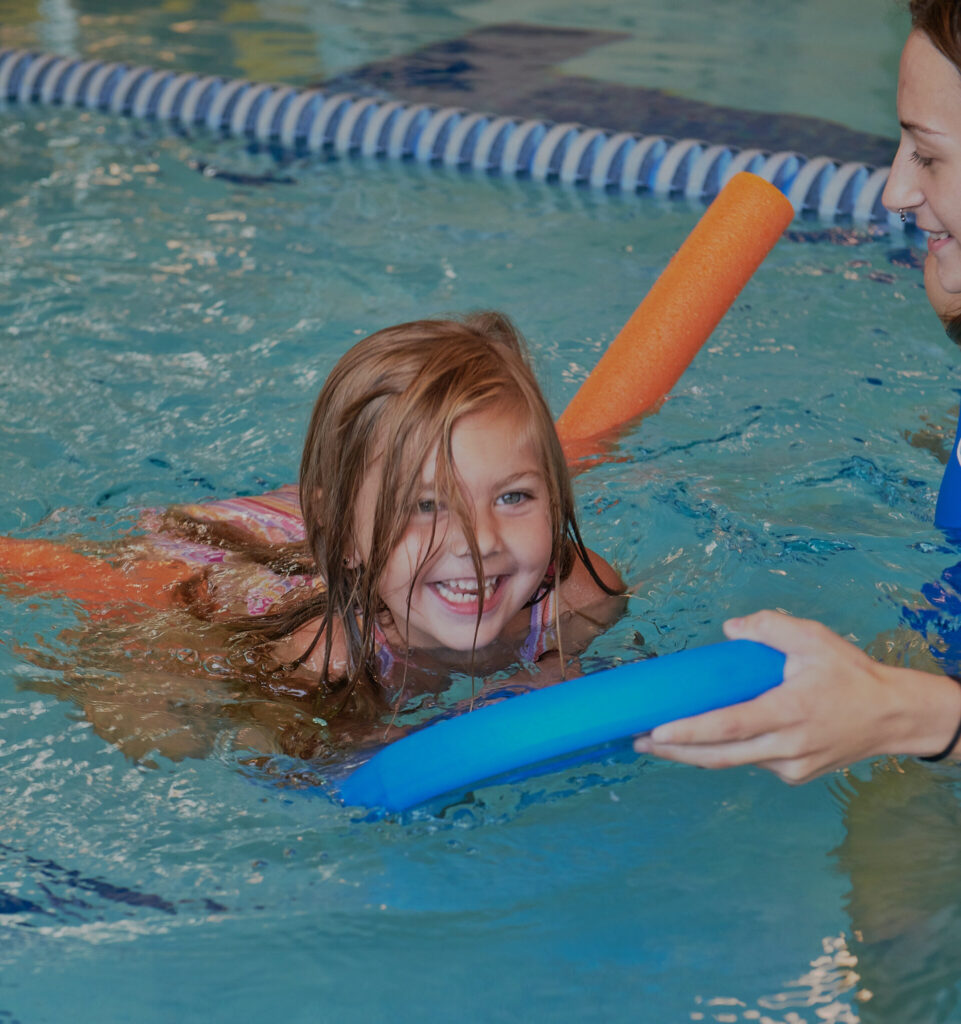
[0,841,228,921]
[651,454,933,566]
[888,248,925,270]
[93,458,220,507]
[796,455,931,519]
[145,454,278,495]
[317,23,898,168]
[786,227,885,246]
[189,159,296,186]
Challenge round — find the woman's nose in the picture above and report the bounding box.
[882,138,925,215]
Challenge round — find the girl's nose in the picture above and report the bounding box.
[451,508,500,559]
[881,138,925,216]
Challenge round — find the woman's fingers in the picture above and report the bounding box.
[722,608,838,657]
[633,610,885,781]
[634,735,824,784]
[639,686,794,748]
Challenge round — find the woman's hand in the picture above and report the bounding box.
[633,610,961,783]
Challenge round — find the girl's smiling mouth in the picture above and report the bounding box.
[430,575,505,613]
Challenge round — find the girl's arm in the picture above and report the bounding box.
[633,610,961,783]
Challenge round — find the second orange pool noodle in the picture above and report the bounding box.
[0,537,193,612]
[555,172,794,452]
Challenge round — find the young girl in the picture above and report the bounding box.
[3,312,624,759]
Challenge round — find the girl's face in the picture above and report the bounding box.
[883,30,961,293]
[353,404,554,651]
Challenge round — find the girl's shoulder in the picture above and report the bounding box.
[557,548,624,614]
[270,616,349,679]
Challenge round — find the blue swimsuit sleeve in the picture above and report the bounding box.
[935,407,961,530]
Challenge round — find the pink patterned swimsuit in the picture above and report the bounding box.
[141,485,314,615]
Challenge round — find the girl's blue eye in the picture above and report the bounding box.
[416,497,448,516]
[497,491,530,506]
[910,150,934,169]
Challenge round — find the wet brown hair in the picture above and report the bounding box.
[233,311,614,718]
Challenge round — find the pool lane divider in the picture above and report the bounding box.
[0,48,905,227]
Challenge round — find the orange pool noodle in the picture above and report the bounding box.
[555,172,794,453]
[0,537,193,612]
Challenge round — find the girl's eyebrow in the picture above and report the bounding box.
[495,468,543,488]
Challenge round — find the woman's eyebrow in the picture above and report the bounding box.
[900,118,947,136]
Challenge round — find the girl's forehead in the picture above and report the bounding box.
[419,404,543,484]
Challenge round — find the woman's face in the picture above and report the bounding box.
[883,31,961,294]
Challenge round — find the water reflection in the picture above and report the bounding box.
[833,760,961,1022]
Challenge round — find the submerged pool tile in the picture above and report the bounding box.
[319,23,897,167]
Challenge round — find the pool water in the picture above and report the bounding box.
[3,2,961,1023]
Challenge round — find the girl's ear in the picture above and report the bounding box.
[343,530,362,570]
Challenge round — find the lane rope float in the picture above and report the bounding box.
[0,48,905,225]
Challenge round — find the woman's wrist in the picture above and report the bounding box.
[878,663,961,761]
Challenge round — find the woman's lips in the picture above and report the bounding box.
[928,230,953,253]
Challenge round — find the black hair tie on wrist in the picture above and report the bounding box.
[920,674,961,763]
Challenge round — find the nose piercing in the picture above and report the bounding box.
[899,208,906,223]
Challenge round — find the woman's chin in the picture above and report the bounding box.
[925,252,961,322]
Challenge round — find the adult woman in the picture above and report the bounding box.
[634,0,961,782]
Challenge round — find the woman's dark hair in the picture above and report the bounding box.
[910,0,961,69]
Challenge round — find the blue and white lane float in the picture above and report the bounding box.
[338,640,785,812]
[0,48,903,226]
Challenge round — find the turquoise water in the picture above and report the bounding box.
[3,3,961,1023]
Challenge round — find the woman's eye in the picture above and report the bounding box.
[910,150,934,169]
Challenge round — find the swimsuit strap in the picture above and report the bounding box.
[371,617,396,679]
[519,587,557,664]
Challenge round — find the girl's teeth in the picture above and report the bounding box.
[435,578,499,604]
[932,231,951,240]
